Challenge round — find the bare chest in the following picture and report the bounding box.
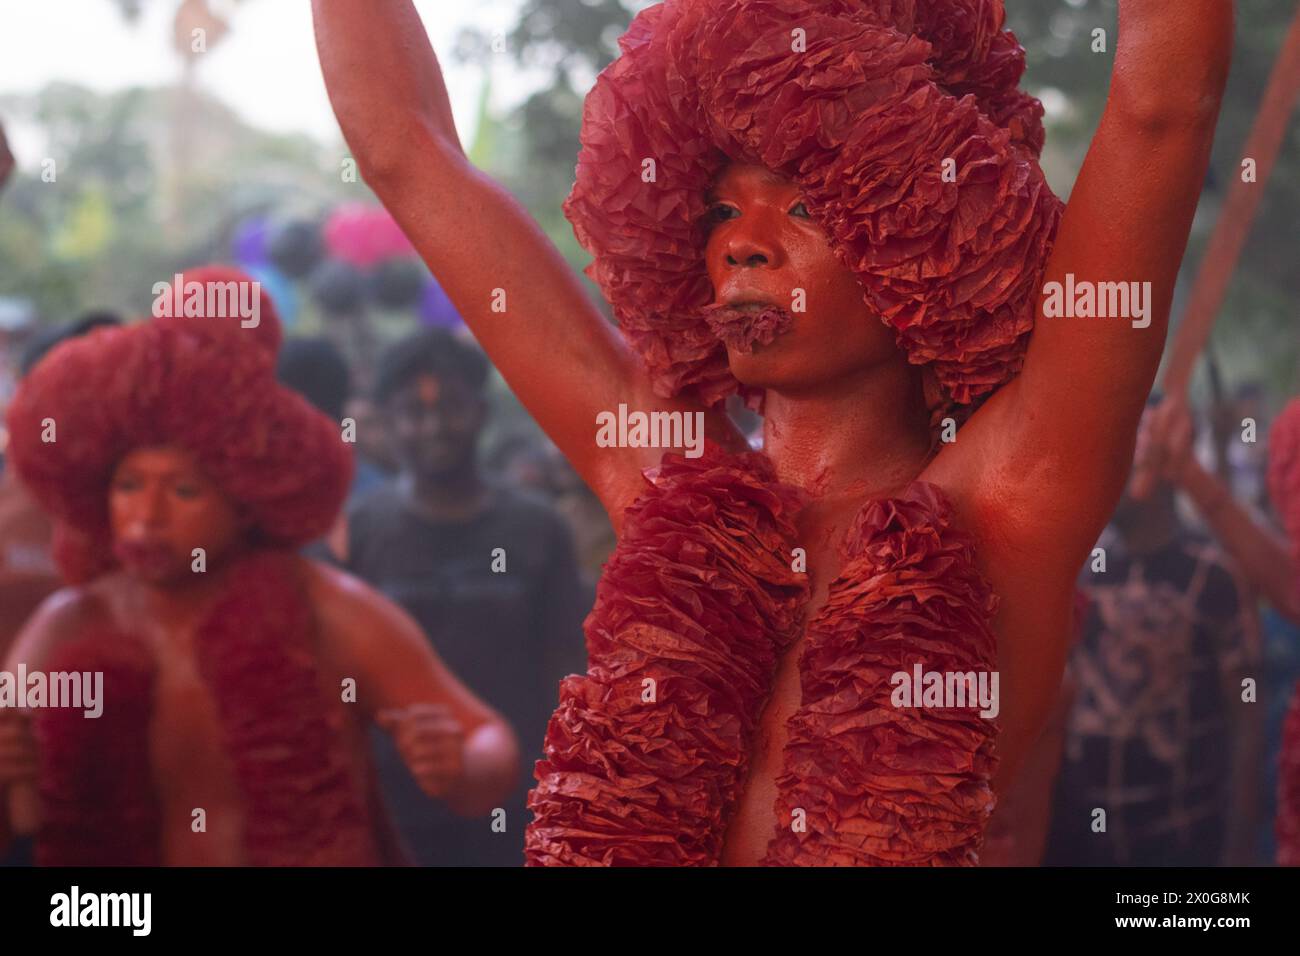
[718,511,845,866]
[714,484,1044,865]
[118,608,360,865]
[145,629,246,865]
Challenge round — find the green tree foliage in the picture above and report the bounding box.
[0,82,354,324]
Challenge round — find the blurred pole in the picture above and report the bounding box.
[1205,347,1232,479]
[1163,5,1300,397]
[168,0,232,240]
[167,57,197,241]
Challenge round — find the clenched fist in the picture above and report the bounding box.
[376,703,466,800]
[1130,396,1195,500]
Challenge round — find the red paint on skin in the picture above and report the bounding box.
[109,446,248,584]
[704,164,900,395]
[312,0,1233,868]
[416,374,441,407]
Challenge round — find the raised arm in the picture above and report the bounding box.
[1138,396,1300,622]
[967,0,1233,554]
[311,0,743,521]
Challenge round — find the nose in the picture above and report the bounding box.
[725,236,777,269]
[138,484,169,529]
[722,216,782,270]
[414,405,450,438]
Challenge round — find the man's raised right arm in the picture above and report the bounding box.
[311,1,743,520]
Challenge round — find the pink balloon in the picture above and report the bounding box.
[323,203,415,267]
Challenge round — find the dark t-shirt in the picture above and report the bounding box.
[346,481,590,866]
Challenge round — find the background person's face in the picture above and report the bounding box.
[388,372,485,481]
[109,445,247,583]
[703,163,901,392]
[346,396,398,471]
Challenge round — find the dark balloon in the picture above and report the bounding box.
[267,219,324,278]
[369,258,426,310]
[309,260,366,316]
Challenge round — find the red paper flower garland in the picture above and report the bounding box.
[526,447,1000,866]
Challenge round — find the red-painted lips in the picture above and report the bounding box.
[112,539,178,575]
[701,302,795,354]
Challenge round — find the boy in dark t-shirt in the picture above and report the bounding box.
[347,330,587,866]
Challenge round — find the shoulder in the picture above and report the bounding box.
[297,557,439,700]
[299,557,422,647]
[301,557,389,623]
[4,580,112,670]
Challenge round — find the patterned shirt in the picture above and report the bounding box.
[1045,531,1250,866]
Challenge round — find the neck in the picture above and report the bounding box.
[132,550,246,627]
[762,356,932,503]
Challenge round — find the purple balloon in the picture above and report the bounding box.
[419,276,464,329]
[232,216,271,269]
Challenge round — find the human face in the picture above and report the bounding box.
[346,396,398,471]
[109,446,248,583]
[387,373,485,481]
[704,163,900,392]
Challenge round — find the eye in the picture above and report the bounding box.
[112,475,141,492]
[706,202,739,225]
[789,201,811,219]
[173,482,202,501]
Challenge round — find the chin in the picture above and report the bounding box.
[122,562,191,585]
[726,340,805,390]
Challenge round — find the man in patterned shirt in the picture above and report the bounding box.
[1045,407,1261,866]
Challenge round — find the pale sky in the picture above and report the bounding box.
[0,0,543,160]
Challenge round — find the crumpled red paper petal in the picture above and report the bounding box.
[525,446,810,865]
[195,551,380,866]
[1268,397,1300,549]
[762,482,1000,865]
[33,552,382,866]
[526,449,1001,866]
[564,0,1062,410]
[34,629,160,866]
[700,303,796,354]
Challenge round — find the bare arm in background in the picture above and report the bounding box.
[1138,395,1300,623]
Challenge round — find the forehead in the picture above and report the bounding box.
[393,371,476,405]
[708,163,796,196]
[114,445,202,474]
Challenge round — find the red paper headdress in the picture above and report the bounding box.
[4,265,352,582]
[565,0,1063,409]
[1269,397,1300,549]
